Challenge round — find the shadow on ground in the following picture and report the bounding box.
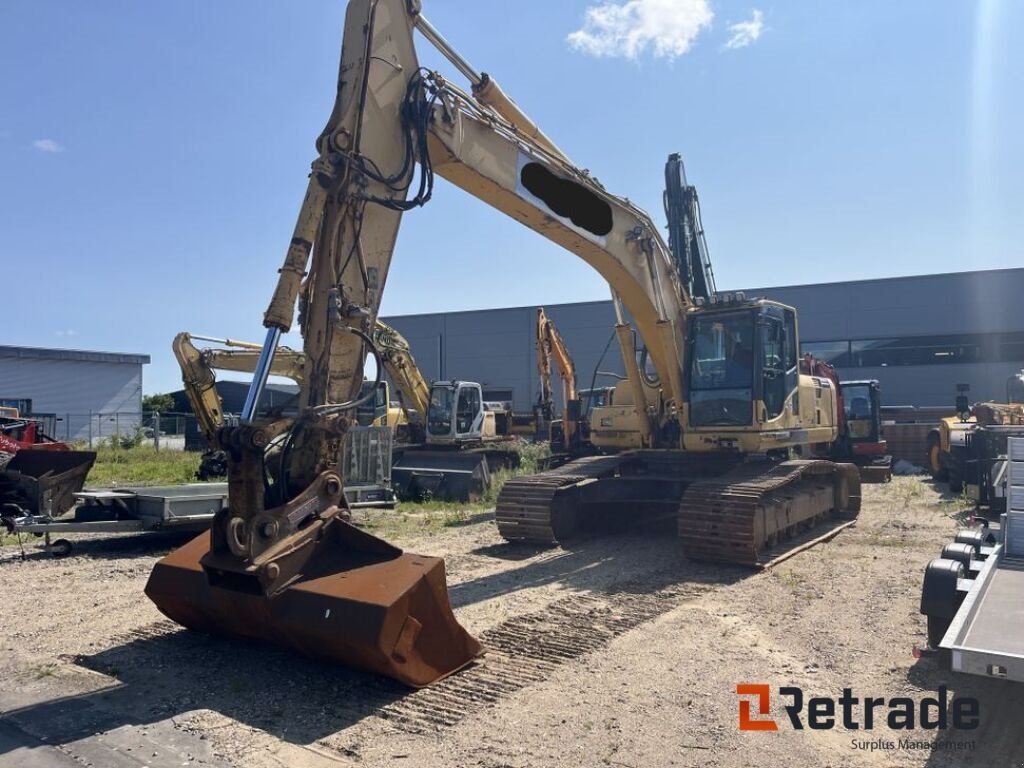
[1,531,194,563]
[906,655,1024,767]
[0,531,746,754]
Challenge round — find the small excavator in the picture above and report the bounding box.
[373,319,520,500]
[148,0,860,688]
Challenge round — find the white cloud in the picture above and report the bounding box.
[567,0,713,60]
[724,9,765,49]
[33,138,64,153]
[54,329,77,337]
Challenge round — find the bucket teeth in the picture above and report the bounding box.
[145,519,482,688]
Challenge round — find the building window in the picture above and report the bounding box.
[801,332,1024,368]
[801,341,850,366]
[850,335,984,367]
[996,332,1024,363]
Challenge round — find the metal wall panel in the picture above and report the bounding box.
[382,269,1024,411]
[0,356,145,440]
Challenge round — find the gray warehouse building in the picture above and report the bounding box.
[0,345,151,442]
[383,268,1024,411]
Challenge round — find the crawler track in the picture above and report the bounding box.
[678,459,861,566]
[495,454,632,543]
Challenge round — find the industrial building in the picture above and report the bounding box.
[383,268,1024,412]
[0,345,150,441]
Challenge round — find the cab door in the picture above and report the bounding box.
[454,384,484,439]
[759,308,799,423]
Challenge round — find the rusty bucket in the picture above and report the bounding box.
[145,519,482,688]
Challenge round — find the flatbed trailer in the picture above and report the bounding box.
[4,483,229,556]
[920,436,1024,681]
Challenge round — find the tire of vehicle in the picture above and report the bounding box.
[954,529,987,554]
[49,538,73,558]
[927,431,948,482]
[927,615,952,649]
[940,542,975,570]
[920,557,966,648]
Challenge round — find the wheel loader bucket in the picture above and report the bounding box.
[145,518,482,688]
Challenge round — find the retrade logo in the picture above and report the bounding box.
[736,684,980,732]
[736,684,778,731]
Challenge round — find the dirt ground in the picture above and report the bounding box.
[2,477,1023,768]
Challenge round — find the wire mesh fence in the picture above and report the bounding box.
[42,411,204,450]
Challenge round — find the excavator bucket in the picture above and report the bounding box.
[145,518,482,688]
[391,450,491,503]
[0,449,96,518]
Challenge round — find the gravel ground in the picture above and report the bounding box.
[1,477,1022,768]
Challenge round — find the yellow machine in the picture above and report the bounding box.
[928,378,1024,490]
[373,319,508,446]
[147,0,859,689]
[535,306,590,454]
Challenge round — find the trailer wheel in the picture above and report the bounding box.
[954,529,987,555]
[920,558,966,648]
[940,542,975,570]
[48,539,73,558]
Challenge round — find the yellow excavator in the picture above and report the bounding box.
[147,0,859,688]
[373,319,520,500]
[535,306,590,456]
[174,325,509,501]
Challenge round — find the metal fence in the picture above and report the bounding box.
[42,411,202,450]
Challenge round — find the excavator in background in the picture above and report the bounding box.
[928,376,1024,510]
[373,319,520,501]
[147,0,861,688]
[799,356,891,482]
[173,332,398,507]
[535,307,586,456]
[174,327,513,504]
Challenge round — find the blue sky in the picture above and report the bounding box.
[2,1,1022,393]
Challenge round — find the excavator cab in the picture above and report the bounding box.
[687,299,798,430]
[426,381,488,444]
[840,381,883,445]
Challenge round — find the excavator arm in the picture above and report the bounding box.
[172,333,305,445]
[535,307,579,446]
[373,319,432,425]
[150,0,700,688]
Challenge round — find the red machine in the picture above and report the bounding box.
[0,412,95,527]
[802,355,892,482]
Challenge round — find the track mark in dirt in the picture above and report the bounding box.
[70,570,727,745]
[370,575,717,735]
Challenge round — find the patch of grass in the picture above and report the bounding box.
[354,442,549,539]
[862,532,907,548]
[85,445,202,487]
[31,663,59,679]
